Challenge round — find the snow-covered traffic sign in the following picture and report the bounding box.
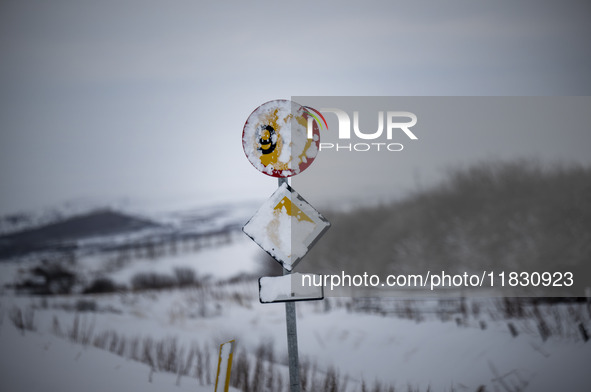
[259,273,324,303]
[242,100,322,177]
[241,99,329,392]
[242,182,330,271]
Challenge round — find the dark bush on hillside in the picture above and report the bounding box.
[15,260,77,295]
[83,277,122,294]
[131,272,176,291]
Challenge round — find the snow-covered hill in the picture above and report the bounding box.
[0,201,258,261]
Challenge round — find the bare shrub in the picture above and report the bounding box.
[579,323,589,342]
[66,314,95,345]
[532,305,551,341]
[507,322,518,337]
[116,335,127,356]
[275,369,283,392]
[371,379,383,392]
[105,331,120,352]
[9,306,36,334]
[537,318,551,342]
[323,366,339,392]
[156,336,179,372]
[231,349,250,391]
[500,298,525,319]
[142,337,156,371]
[176,345,195,386]
[174,267,197,287]
[195,343,206,385]
[75,299,97,312]
[129,336,141,361]
[205,347,212,384]
[251,355,263,391]
[92,330,110,350]
[68,314,80,341]
[79,317,95,345]
[300,357,311,391]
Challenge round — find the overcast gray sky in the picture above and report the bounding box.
[1,0,590,215]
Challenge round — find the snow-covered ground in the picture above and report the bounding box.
[1,228,591,391]
[0,320,240,392]
[81,234,262,285]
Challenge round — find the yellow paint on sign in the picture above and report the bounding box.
[258,108,284,168]
[255,108,314,169]
[274,197,314,223]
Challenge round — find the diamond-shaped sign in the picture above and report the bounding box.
[243,183,330,271]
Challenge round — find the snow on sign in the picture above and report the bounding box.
[259,273,324,303]
[242,99,322,177]
[242,182,330,271]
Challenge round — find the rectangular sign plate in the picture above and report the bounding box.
[259,273,324,303]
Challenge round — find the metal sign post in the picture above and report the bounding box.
[280,178,301,392]
[242,99,329,392]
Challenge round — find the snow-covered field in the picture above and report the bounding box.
[1,231,591,391]
[0,320,240,392]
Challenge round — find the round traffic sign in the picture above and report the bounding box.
[242,100,321,177]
